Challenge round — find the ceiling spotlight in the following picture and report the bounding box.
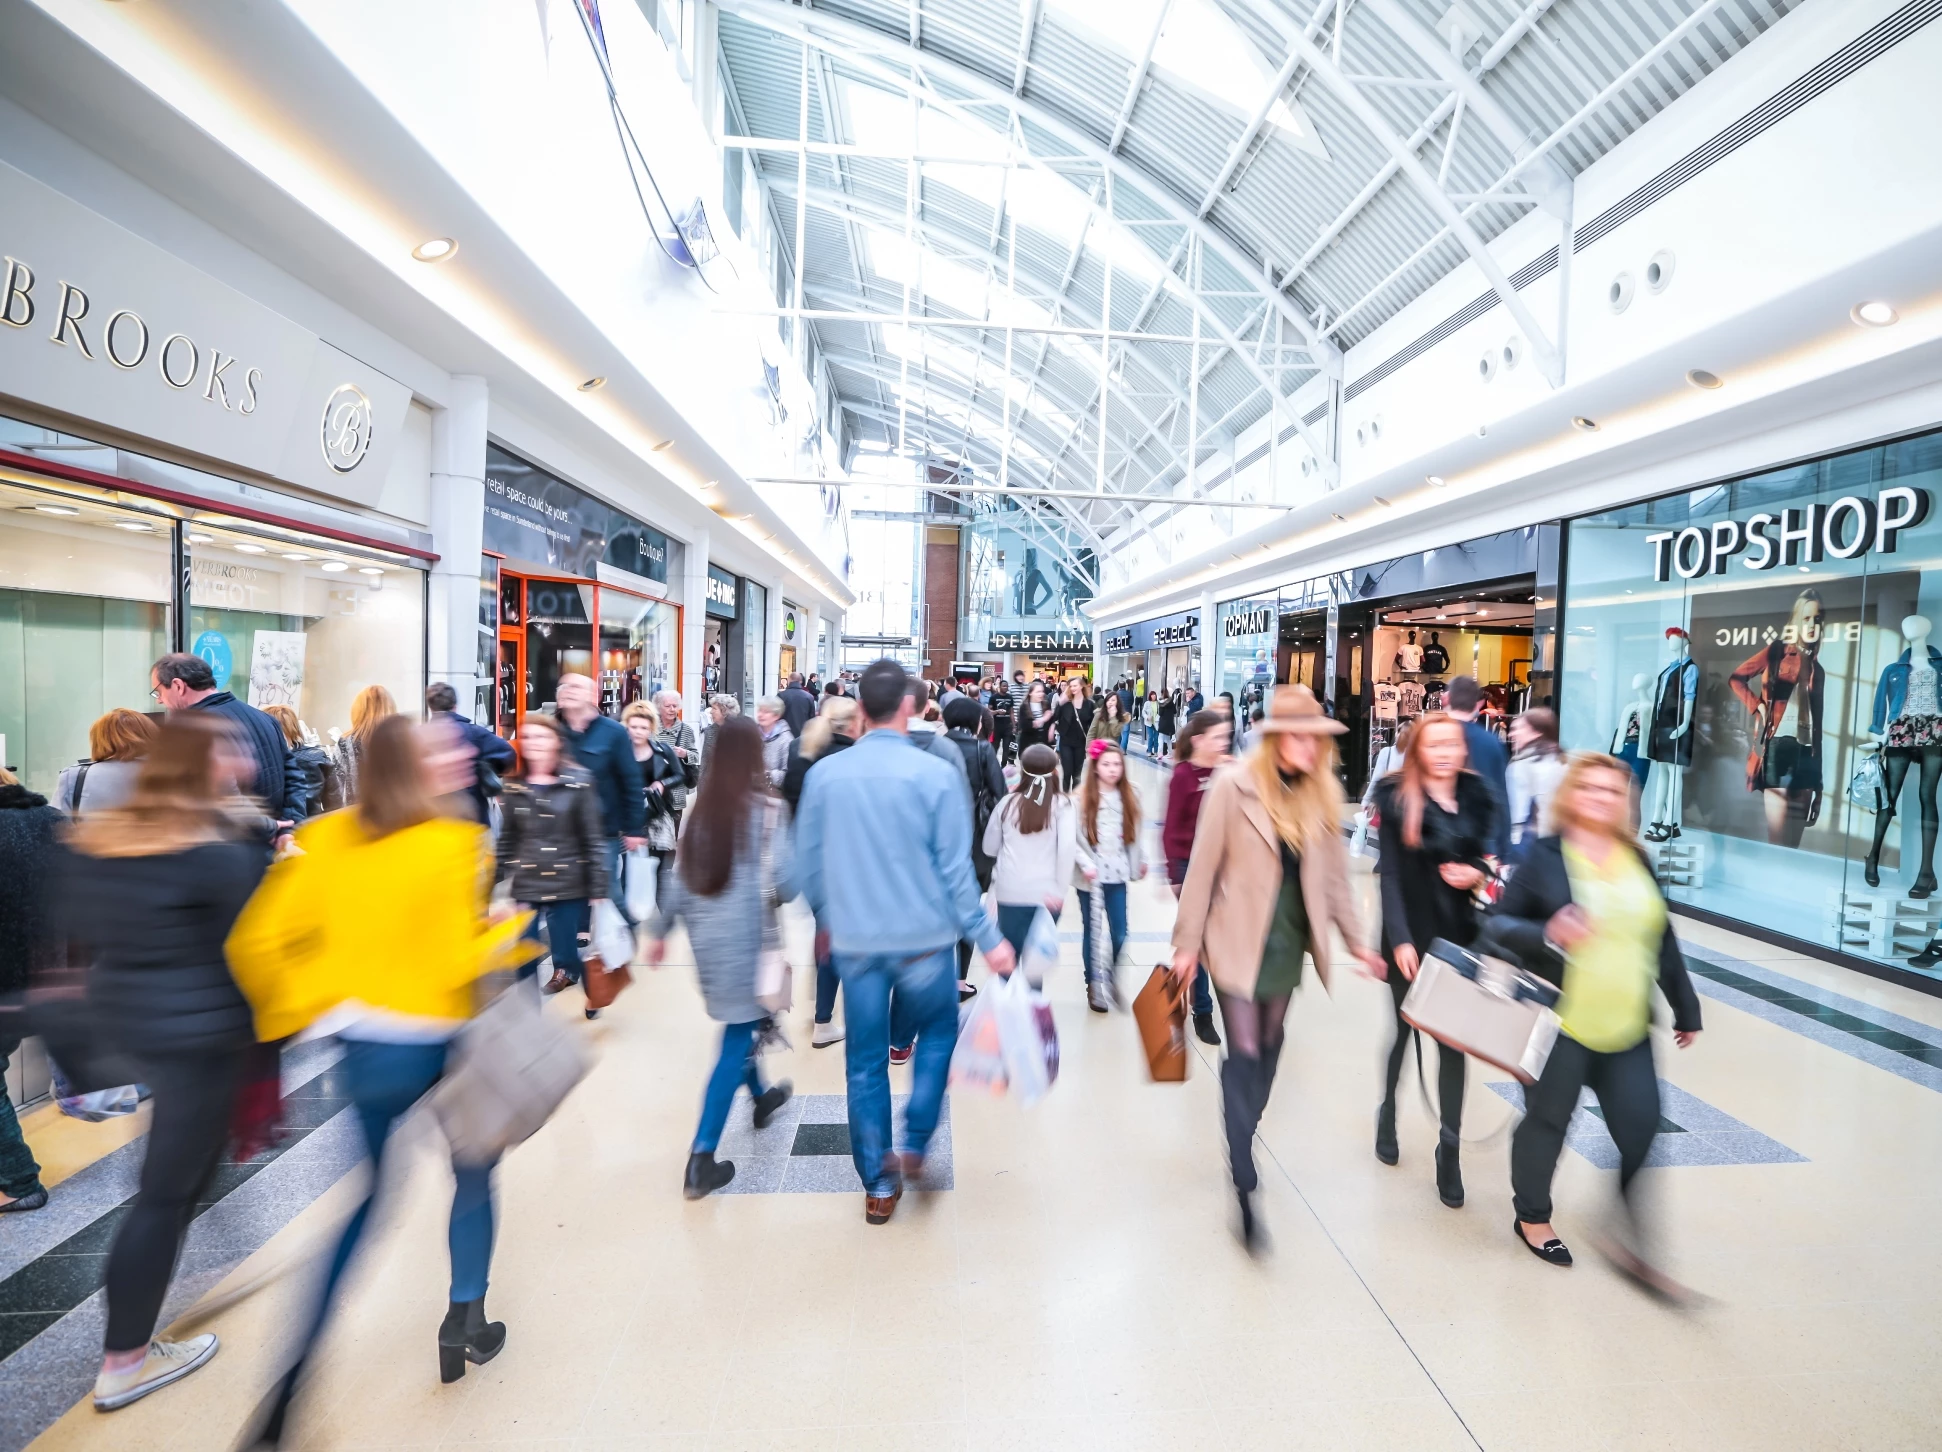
[1572,416,1599,432]
[1436,613,1448,620]
[1478,610,1489,617]
[35,503,80,515]
[1374,496,1393,507]
[358,566,384,576]
[186,531,215,543]
[1686,369,1723,390]
[578,376,606,392]
[411,237,458,263]
[653,439,675,452]
[320,561,348,572]
[1852,301,1898,328]
[233,543,267,553]
[1426,475,1446,487]
[281,552,311,561]
[1330,511,1346,521]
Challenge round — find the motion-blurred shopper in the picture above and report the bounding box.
[0,766,57,1214]
[1163,711,1231,1046]
[945,696,1006,996]
[231,715,526,1439]
[1171,687,1381,1248]
[1075,740,1145,1012]
[755,695,794,788]
[1090,692,1127,746]
[989,677,1016,762]
[1371,712,1500,1208]
[263,706,330,821]
[653,690,700,826]
[554,672,646,925]
[646,715,794,1198]
[795,661,1016,1225]
[60,716,267,1409]
[1446,675,1511,859]
[495,714,608,1016]
[782,696,859,1047]
[1507,708,1567,850]
[151,652,306,834]
[622,702,684,877]
[1488,753,1702,1279]
[1157,690,1178,758]
[426,682,515,826]
[324,684,397,812]
[1017,680,1055,758]
[1054,678,1088,789]
[56,708,158,816]
[780,672,818,739]
[983,743,1076,963]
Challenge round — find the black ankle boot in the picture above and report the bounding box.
[1193,1011,1221,1046]
[683,1150,736,1200]
[1374,1102,1399,1165]
[1435,1141,1464,1208]
[437,1298,506,1383]
[753,1081,793,1130]
[1236,1190,1264,1254]
[1865,851,1882,887]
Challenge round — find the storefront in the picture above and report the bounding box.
[990,628,1093,684]
[703,563,744,705]
[1558,427,1942,987]
[1110,611,1200,700]
[779,599,803,681]
[481,443,681,734]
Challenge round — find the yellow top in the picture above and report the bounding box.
[226,811,532,1042]
[1557,840,1664,1053]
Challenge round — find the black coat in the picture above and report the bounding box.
[1372,772,1500,957]
[1016,698,1056,752]
[1051,701,1085,756]
[779,686,818,740]
[495,766,610,902]
[55,837,265,1054]
[190,691,305,825]
[0,784,61,997]
[1484,835,1703,1035]
[781,730,854,815]
[946,728,1007,884]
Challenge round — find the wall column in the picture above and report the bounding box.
[1198,587,1217,697]
[427,375,488,722]
[683,527,710,729]
[764,583,786,698]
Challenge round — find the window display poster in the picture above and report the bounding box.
[248,630,307,709]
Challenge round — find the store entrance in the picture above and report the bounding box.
[1277,608,1326,692]
[492,566,680,739]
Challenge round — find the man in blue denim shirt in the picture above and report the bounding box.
[794,660,1017,1224]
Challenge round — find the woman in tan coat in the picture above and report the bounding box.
[1171,685,1382,1248]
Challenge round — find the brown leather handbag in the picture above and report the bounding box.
[1132,966,1188,1082]
[581,953,633,1010]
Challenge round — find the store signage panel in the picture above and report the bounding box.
[989,629,1091,651]
[1102,628,1132,652]
[706,564,740,619]
[0,161,410,510]
[1224,603,1274,637]
[483,444,669,583]
[1127,610,1199,651]
[1645,487,1931,582]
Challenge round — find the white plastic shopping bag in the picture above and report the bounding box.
[623,847,658,922]
[590,899,635,969]
[989,972,1060,1105]
[949,986,1008,1096]
[1019,906,1061,988]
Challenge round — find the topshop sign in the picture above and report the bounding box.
[1646,487,1931,582]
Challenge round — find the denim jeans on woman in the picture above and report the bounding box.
[519,900,589,983]
[1077,883,1128,976]
[694,1020,770,1152]
[834,948,957,1196]
[0,1036,44,1202]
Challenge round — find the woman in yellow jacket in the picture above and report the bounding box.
[228,715,532,1441]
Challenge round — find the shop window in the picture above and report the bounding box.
[599,589,679,716]
[522,579,595,715]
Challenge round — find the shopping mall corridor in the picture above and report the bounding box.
[3,757,1938,1452]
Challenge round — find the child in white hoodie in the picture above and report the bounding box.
[982,743,1076,966]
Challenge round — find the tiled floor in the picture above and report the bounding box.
[13,754,1942,1450]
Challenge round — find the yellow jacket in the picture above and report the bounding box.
[226,811,532,1042]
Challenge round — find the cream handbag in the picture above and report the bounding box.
[1400,938,1561,1084]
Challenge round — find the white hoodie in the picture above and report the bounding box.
[983,793,1077,908]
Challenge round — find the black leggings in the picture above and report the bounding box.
[104,1047,249,1352]
[1217,992,1291,1194]
[1059,740,1085,791]
[1511,1035,1659,1226]
[1381,964,1466,1145]
[1869,743,1942,883]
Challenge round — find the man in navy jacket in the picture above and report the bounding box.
[555,673,646,920]
[151,652,305,838]
[426,682,516,825]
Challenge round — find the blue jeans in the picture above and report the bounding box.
[520,899,590,983]
[835,949,957,1196]
[814,915,840,1024]
[694,1020,768,1153]
[1146,725,1159,754]
[0,1036,44,1200]
[1077,884,1127,976]
[605,838,632,926]
[1120,721,1132,753]
[315,1041,496,1326]
[995,902,1059,961]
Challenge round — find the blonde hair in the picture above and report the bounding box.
[67,714,246,858]
[1547,752,1640,843]
[349,685,397,740]
[89,708,159,762]
[263,704,303,746]
[619,701,656,727]
[1246,731,1342,853]
[800,696,859,760]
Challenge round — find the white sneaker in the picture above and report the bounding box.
[93,1335,220,1411]
[811,1019,845,1048]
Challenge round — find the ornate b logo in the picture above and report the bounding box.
[320,384,374,473]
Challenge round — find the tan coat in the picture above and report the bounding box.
[1170,763,1367,998]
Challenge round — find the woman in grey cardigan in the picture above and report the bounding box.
[646,715,796,1199]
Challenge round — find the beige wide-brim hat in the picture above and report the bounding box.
[1256,683,1347,735]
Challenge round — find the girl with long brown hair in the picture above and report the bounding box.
[1074,739,1145,1011]
[1369,710,1500,1210]
[61,715,266,1411]
[646,714,796,1198]
[981,742,1076,962]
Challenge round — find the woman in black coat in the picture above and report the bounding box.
[1485,753,1700,1282]
[0,769,58,1214]
[1371,712,1500,1210]
[1051,679,1088,790]
[59,716,268,1410]
[494,714,609,1012]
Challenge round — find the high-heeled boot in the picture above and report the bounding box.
[438,1298,507,1383]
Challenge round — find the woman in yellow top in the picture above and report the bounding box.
[228,714,532,1442]
[1485,753,1702,1282]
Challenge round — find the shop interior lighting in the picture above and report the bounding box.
[186,530,214,542]
[578,377,606,392]
[411,237,458,263]
[320,561,348,572]
[358,567,384,576]
[1572,416,1600,432]
[281,552,311,561]
[112,520,153,531]
[1851,301,1898,327]
[34,503,81,515]
[233,542,267,553]
[1686,369,1723,389]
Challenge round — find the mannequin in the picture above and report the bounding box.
[1396,629,1424,674]
[1644,628,1698,841]
[1865,615,1942,897]
[1420,631,1450,674]
[1611,674,1653,789]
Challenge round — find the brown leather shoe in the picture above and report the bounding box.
[541,968,572,996]
[897,1151,925,1182]
[864,1183,903,1225]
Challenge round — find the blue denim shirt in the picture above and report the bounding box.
[792,728,1000,957]
[1871,646,1942,733]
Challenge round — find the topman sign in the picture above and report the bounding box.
[1647,487,1931,582]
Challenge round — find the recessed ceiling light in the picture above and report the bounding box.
[320,561,348,572]
[411,236,458,263]
[1686,369,1723,390]
[1478,610,1489,617]
[34,503,80,515]
[186,531,214,543]
[233,543,267,553]
[281,552,311,561]
[1373,496,1393,507]
[578,376,606,392]
[112,520,153,532]
[654,440,676,452]
[1436,613,1448,620]
[1426,475,1445,487]
[1330,512,1345,521]
[1852,301,1898,327]
[1572,416,1599,432]
[358,566,384,576]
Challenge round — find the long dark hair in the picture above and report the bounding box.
[679,714,766,897]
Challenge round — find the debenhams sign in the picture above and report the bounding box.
[0,160,410,509]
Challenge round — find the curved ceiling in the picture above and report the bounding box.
[714,0,1799,543]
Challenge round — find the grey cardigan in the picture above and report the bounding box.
[651,798,796,1023]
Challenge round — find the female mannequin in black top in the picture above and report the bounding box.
[1371,711,1500,1210]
